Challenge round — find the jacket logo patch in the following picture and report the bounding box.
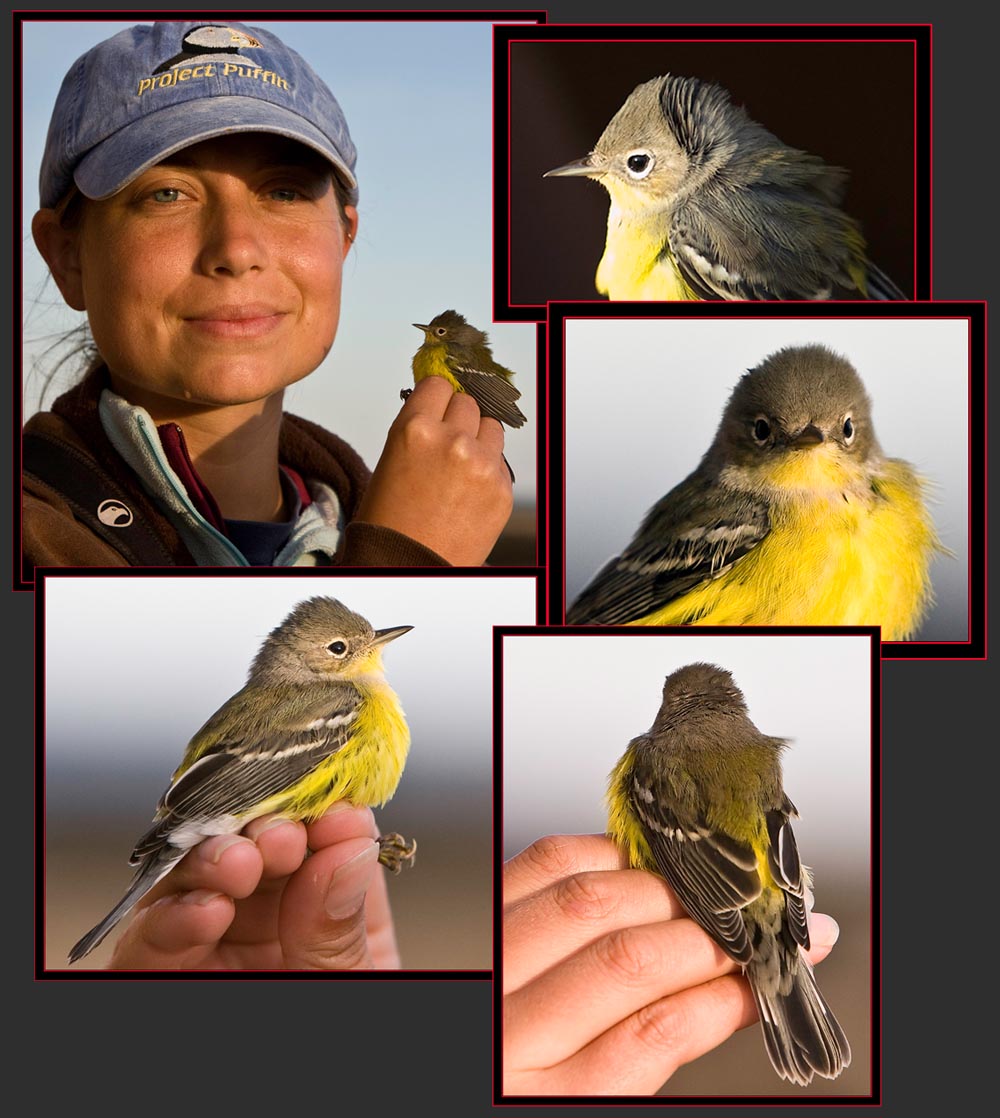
[97,499,134,527]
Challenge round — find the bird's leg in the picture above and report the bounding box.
[377,832,417,873]
[399,387,413,402]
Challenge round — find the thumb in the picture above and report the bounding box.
[280,836,380,970]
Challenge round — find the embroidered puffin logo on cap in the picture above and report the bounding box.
[153,25,263,74]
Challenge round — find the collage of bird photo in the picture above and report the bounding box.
[16,10,987,1114]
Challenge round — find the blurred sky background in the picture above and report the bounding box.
[21,16,538,520]
[44,574,536,971]
[563,317,970,643]
[503,630,873,1095]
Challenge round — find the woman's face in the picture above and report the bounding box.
[61,133,356,416]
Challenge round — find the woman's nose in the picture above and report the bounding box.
[197,196,270,277]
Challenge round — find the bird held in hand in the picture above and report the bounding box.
[68,596,414,964]
[607,662,851,1086]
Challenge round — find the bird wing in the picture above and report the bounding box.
[627,763,761,964]
[445,351,527,428]
[668,191,862,302]
[765,794,809,949]
[129,695,361,862]
[567,471,770,624]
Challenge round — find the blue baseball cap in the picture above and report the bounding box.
[39,20,359,210]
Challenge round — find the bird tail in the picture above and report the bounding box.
[864,259,908,300]
[748,955,852,1086]
[67,847,183,965]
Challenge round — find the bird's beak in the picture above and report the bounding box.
[543,155,599,178]
[412,323,429,332]
[788,425,825,450]
[373,625,413,647]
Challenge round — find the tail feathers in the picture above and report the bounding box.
[67,849,183,965]
[864,259,908,300]
[750,959,852,1086]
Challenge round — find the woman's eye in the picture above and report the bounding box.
[150,188,181,203]
[269,187,300,203]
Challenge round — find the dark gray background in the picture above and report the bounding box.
[10,3,995,1116]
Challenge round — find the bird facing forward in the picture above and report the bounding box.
[567,344,943,639]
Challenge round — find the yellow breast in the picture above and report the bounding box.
[412,345,462,392]
[596,194,695,301]
[631,459,939,640]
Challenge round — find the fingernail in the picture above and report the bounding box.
[321,801,358,817]
[200,835,250,864]
[244,816,297,841]
[325,843,378,919]
[178,890,225,907]
[808,912,841,947]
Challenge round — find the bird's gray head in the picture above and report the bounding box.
[660,662,747,714]
[251,597,411,682]
[412,309,488,348]
[545,74,753,205]
[657,661,751,733]
[709,344,881,468]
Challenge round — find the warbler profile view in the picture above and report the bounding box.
[567,345,942,639]
[607,662,851,1085]
[68,596,414,964]
[544,74,906,301]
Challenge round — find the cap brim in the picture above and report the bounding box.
[73,96,358,205]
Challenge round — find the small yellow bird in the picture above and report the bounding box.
[408,310,527,429]
[607,662,851,1085]
[406,309,526,482]
[544,74,906,301]
[68,597,414,964]
[567,345,944,638]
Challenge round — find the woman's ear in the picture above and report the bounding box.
[32,209,87,311]
[342,205,359,259]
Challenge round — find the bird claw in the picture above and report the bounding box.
[399,387,413,402]
[377,832,417,873]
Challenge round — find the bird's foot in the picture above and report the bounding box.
[377,832,417,873]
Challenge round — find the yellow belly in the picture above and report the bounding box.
[631,460,939,640]
[255,680,411,821]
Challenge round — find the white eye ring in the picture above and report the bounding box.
[327,640,349,658]
[842,415,855,444]
[624,149,655,180]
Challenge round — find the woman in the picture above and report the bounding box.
[23,20,512,570]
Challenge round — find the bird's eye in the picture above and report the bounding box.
[327,640,348,658]
[435,327,447,337]
[625,150,654,179]
[842,416,855,444]
[752,418,771,443]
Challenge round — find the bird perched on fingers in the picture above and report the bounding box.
[544,74,907,301]
[607,662,851,1085]
[68,596,415,964]
[567,344,943,638]
[406,310,526,481]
